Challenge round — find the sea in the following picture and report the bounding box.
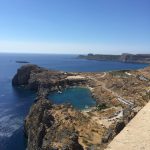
[0,53,148,150]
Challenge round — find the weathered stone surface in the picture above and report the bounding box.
[115,121,125,134]
[25,99,84,150]
[102,129,113,143]
[12,64,40,85]
[24,99,52,149]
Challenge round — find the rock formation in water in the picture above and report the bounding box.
[79,53,150,64]
[12,64,150,150]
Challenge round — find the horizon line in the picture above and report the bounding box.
[0,52,150,55]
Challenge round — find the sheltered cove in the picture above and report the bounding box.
[48,87,96,109]
[12,64,150,150]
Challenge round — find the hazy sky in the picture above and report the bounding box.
[0,0,149,54]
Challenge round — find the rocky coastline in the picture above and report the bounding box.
[12,64,150,150]
[79,53,150,64]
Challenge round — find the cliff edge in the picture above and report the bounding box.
[12,65,150,150]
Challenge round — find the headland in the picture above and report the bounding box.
[12,64,150,149]
[79,53,150,64]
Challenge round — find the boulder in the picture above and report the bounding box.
[115,121,125,134]
[102,128,113,143]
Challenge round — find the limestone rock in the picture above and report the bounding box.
[12,64,40,85]
[24,99,83,150]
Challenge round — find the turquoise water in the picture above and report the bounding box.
[49,87,96,109]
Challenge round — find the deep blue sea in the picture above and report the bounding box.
[0,53,148,150]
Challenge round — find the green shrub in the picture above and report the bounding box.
[96,103,107,111]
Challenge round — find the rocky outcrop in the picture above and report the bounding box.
[12,64,150,150]
[102,128,113,143]
[25,99,83,150]
[101,108,135,144]
[12,64,87,98]
[12,64,41,85]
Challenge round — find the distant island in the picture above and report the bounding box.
[16,60,30,63]
[78,53,150,64]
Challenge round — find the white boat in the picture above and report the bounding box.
[57,91,62,94]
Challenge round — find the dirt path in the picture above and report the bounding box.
[88,75,134,107]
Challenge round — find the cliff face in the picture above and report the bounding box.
[120,53,150,63]
[25,99,83,150]
[12,64,40,85]
[12,64,86,98]
[79,53,150,64]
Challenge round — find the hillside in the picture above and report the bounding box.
[79,53,150,64]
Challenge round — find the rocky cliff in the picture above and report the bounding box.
[12,64,86,98]
[12,64,40,85]
[12,65,106,149]
[25,99,84,150]
[79,53,150,64]
[120,53,150,63]
[12,64,150,150]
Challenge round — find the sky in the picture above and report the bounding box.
[0,0,149,54]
